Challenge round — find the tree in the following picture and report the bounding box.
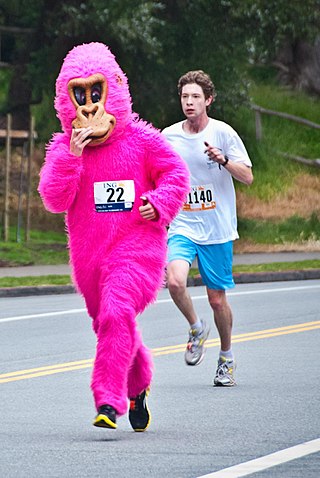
[0,0,165,133]
[231,0,320,94]
[1,0,319,138]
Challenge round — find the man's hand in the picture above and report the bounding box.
[204,141,226,166]
[70,127,93,157]
[139,196,158,221]
[204,141,253,185]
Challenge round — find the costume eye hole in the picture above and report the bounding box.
[91,83,102,103]
[74,87,86,106]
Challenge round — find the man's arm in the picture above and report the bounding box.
[220,159,253,185]
[204,142,253,186]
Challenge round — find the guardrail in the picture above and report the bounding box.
[251,104,320,141]
[251,104,320,169]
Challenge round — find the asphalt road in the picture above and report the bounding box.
[1,280,320,478]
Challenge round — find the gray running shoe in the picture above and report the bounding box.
[184,320,210,366]
[213,356,236,386]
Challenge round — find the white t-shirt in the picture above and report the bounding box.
[162,118,252,244]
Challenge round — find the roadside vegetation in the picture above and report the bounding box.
[1,259,320,289]
[0,229,68,266]
[0,68,319,286]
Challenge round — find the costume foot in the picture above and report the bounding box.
[93,404,117,429]
[129,388,151,432]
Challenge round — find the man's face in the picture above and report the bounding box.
[180,83,212,119]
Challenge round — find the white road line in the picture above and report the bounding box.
[197,438,320,477]
[0,284,319,323]
[162,284,320,304]
[0,308,86,323]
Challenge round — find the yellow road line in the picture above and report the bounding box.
[152,321,320,353]
[0,359,93,379]
[1,321,319,383]
[1,363,93,383]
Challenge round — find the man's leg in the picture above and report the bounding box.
[206,288,233,352]
[167,259,197,326]
[207,288,236,386]
[167,259,210,365]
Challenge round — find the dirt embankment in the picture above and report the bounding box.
[237,174,320,220]
[236,174,320,252]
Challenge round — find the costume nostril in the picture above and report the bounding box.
[80,104,99,119]
[92,105,99,115]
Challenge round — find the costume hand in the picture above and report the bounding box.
[139,196,158,221]
[70,127,93,157]
[204,141,225,165]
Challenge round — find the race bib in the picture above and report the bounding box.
[94,180,135,212]
[183,184,216,212]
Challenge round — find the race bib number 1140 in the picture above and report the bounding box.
[94,180,135,212]
[183,184,216,212]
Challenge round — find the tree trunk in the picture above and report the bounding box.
[274,37,320,96]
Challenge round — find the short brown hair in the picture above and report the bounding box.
[177,70,216,101]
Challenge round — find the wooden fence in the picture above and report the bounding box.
[252,104,320,168]
[252,104,320,140]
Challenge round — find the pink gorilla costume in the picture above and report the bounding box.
[38,42,189,428]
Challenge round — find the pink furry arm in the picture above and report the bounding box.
[143,132,189,227]
[38,133,84,213]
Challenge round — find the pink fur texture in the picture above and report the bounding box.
[38,43,189,416]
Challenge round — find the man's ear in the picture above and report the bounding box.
[206,95,214,107]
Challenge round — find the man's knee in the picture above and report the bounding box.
[167,269,187,296]
[208,291,227,312]
[167,274,186,296]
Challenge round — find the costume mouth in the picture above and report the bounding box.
[87,131,111,146]
[88,134,105,140]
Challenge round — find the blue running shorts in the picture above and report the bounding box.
[168,234,235,290]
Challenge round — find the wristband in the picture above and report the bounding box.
[219,156,229,170]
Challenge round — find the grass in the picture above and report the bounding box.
[0,275,72,288]
[231,66,320,204]
[238,214,320,245]
[0,228,68,266]
[232,260,320,273]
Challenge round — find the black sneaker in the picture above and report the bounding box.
[93,404,117,429]
[128,388,151,432]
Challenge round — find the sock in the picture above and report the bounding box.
[220,348,234,361]
[190,318,202,333]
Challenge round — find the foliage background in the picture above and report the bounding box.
[0,0,319,251]
[1,0,319,139]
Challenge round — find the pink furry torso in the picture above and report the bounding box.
[67,121,161,269]
[39,101,189,305]
[67,125,151,246]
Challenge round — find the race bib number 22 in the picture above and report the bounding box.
[94,180,135,212]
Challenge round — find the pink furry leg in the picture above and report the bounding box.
[91,265,154,416]
[91,231,166,416]
[127,330,153,398]
[91,291,135,416]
